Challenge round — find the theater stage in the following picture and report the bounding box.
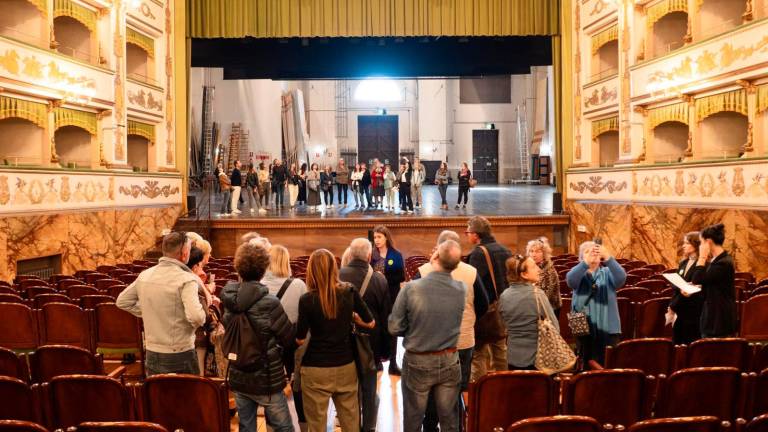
[179,185,569,258]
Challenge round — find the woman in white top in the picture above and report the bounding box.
[261,245,307,323]
[350,163,364,210]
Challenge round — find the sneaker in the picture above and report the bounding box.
[258,208,267,214]
[407,209,413,214]
[232,209,241,214]
[455,205,460,209]
[462,204,467,209]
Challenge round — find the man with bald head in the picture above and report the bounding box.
[389,240,466,432]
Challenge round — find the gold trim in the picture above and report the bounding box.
[648,102,689,129]
[646,0,687,28]
[591,24,618,54]
[54,106,98,134]
[54,0,98,33]
[592,116,619,139]
[126,27,155,58]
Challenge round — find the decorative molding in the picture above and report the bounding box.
[127,88,162,112]
[569,175,628,194]
[584,85,618,108]
[118,179,179,199]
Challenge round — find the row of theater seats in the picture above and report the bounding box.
[467,368,768,432]
[500,414,768,432]
[0,372,228,432]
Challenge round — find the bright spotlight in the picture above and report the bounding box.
[354,79,403,102]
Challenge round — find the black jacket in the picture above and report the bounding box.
[220,281,295,395]
[468,236,512,303]
[272,165,288,184]
[231,168,242,187]
[361,170,372,188]
[246,171,259,188]
[339,259,392,360]
[458,169,472,188]
[690,251,737,337]
[669,258,704,344]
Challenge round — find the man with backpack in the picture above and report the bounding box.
[220,241,296,432]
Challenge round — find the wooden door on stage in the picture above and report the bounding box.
[472,129,499,184]
[358,115,399,166]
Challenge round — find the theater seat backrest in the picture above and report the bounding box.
[0,377,38,423]
[605,338,675,377]
[467,371,556,432]
[45,375,131,430]
[28,346,104,383]
[563,369,653,428]
[0,303,38,351]
[505,415,602,432]
[137,374,229,432]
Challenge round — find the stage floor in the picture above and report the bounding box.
[193,184,557,220]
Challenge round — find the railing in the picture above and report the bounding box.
[127,71,161,87]
[588,67,619,83]
[653,40,685,58]
[0,25,47,48]
[56,44,99,66]
[0,155,44,166]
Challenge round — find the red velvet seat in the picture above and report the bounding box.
[624,274,641,287]
[635,279,668,293]
[96,265,117,274]
[136,374,229,432]
[655,367,746,424]
[627,416,721,432]
[636,298,673,338]
[94,279,124,291]
[93,303,143,376]
[747,414,768,432]
[75,422,169,432]
[117,274,137,285]
[559,298,574,344]
[0,293,26,304]
[562,369,653,428]
[58,279,85,290]
[748,370,768,420]
[751,344,768,373]
[506,416,602,432]
[80,295,116,310]
[629,268,653,279]
[23,286,56,299]
[0,286,17,295]
[0,377,40,423]
[741,294,768,342]
[643,264,667,274]
[617,297,636,339]
[65,285,100,300]
[605,338,675,377]
[684,338,751,370]
[0,303,38,351]
[467,371,557,432]
[616,287,652,304]
[0,420,49,432]
[32,294,73,309]
[19,280,50,289]
[39,303,92,350]
[28,346,116,383]
[0,347,29,382]
[84,273,111,285]
[43,375,132,430]
[104,285,127,299]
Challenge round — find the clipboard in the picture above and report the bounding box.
[663,273,701,295]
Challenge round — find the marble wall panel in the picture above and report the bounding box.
[567,200,768,280]
[0,205,182,281]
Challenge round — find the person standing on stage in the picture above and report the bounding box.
[398,161,414,213]
[384,164,397,212]
[350,163,363,209]
[435,162,451,210]
[456,162,471,209]
[320,165,335,209]
[272,159,288,210]
[297,163,308,206]
[244,163,263,215]
[372,161,385,209]
[306,163,321,212]
[258,162,271,210]
[336,158,349,208]
[411,157,426,210]
[361,162,372,210]
[213,162,222,194]
[288,162,300,210]
[218,169,232,216]
[371,225,406,375]
[230,160,243,215]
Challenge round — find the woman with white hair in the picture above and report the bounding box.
[566,241,626,368]
[526,237,562,316]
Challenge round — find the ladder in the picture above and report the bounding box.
[201,86,215,175]
[226,123,242,171]
[239,127,250,166]
[516,104,531,182]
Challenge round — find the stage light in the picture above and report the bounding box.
[354,79,403,102]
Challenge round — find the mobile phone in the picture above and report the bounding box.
[593,237,602,246]
[209,273,216,282]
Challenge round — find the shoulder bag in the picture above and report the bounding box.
[473,246,507,344]
[533,288,576,374]
[276,278,293,300]
[567,286,595,337]
[350,271,376,377]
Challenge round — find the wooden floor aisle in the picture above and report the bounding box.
[231,359,403,432]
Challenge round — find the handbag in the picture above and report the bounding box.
[469,178,478,188]
[308,178,319,192]
[533,288,576,374]
[473,246,507,344]
[350,271,376,376]
[567,287,595,337]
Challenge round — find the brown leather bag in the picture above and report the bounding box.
[473,246,508,343]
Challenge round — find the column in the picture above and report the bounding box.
[635,106,650,163]
[740,80,757,155]
[46,100,60,167]
[684,95,698,160]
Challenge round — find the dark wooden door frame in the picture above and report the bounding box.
[357,115,399,167]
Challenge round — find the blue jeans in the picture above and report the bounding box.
[360,369,379,432]
[235,391,294,432]
[402,351,461,432]
[145,350,199,377]
[363,186,372,207]
[220,189,232,214]
[423,347,473,432]
[274,182,285,207]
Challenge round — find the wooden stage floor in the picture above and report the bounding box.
[192,184,558,219]
[179,185,568,259]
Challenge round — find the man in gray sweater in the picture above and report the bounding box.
[389,240,466,432]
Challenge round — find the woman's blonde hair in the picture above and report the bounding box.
[340,247,353,267]
[526,237,552,263]
[268,245,291,278]
[306,249,341,319]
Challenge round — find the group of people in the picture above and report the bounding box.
[114,218,737,432]
[215,157,476,216]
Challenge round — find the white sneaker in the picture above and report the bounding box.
[232,209,242,214]
[258,208,267,214]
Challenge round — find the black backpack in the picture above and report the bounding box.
[222,293,267,372]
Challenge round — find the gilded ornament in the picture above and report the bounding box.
[746,174,765,198]
[686,173,700,197]
[22,56,43,79]
[108,177,114,200]
[140,2,156,19]
[674,170,685,196]
[699,173,715,197]
[589,0,609,16]
[118,180,180,199]
[632,172,638,195]
[744,123,753,153]
[0,176,9,204]
[60,176,71,202]
[0,50,20,75]
[569,176,628,194]
[713,171,730,198]
[695,51,717,75]
[661,177,674,197]
[732,168,745,197]
[650,175,662,197]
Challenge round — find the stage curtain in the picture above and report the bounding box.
[646,0,687,28]
[0,95,47,128]
[128,119,156,143]
[54,107,97,135]
[591,116,619,139]
[591,24,618,54]
[758,84,768,114]
[648,102,688,129]
[54,0,97,33]
[281,92,297,168]
[695,89,747,122]
[186,0,559,38]
[126,27,155,58]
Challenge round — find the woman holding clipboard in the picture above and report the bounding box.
[668,232,704,344]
